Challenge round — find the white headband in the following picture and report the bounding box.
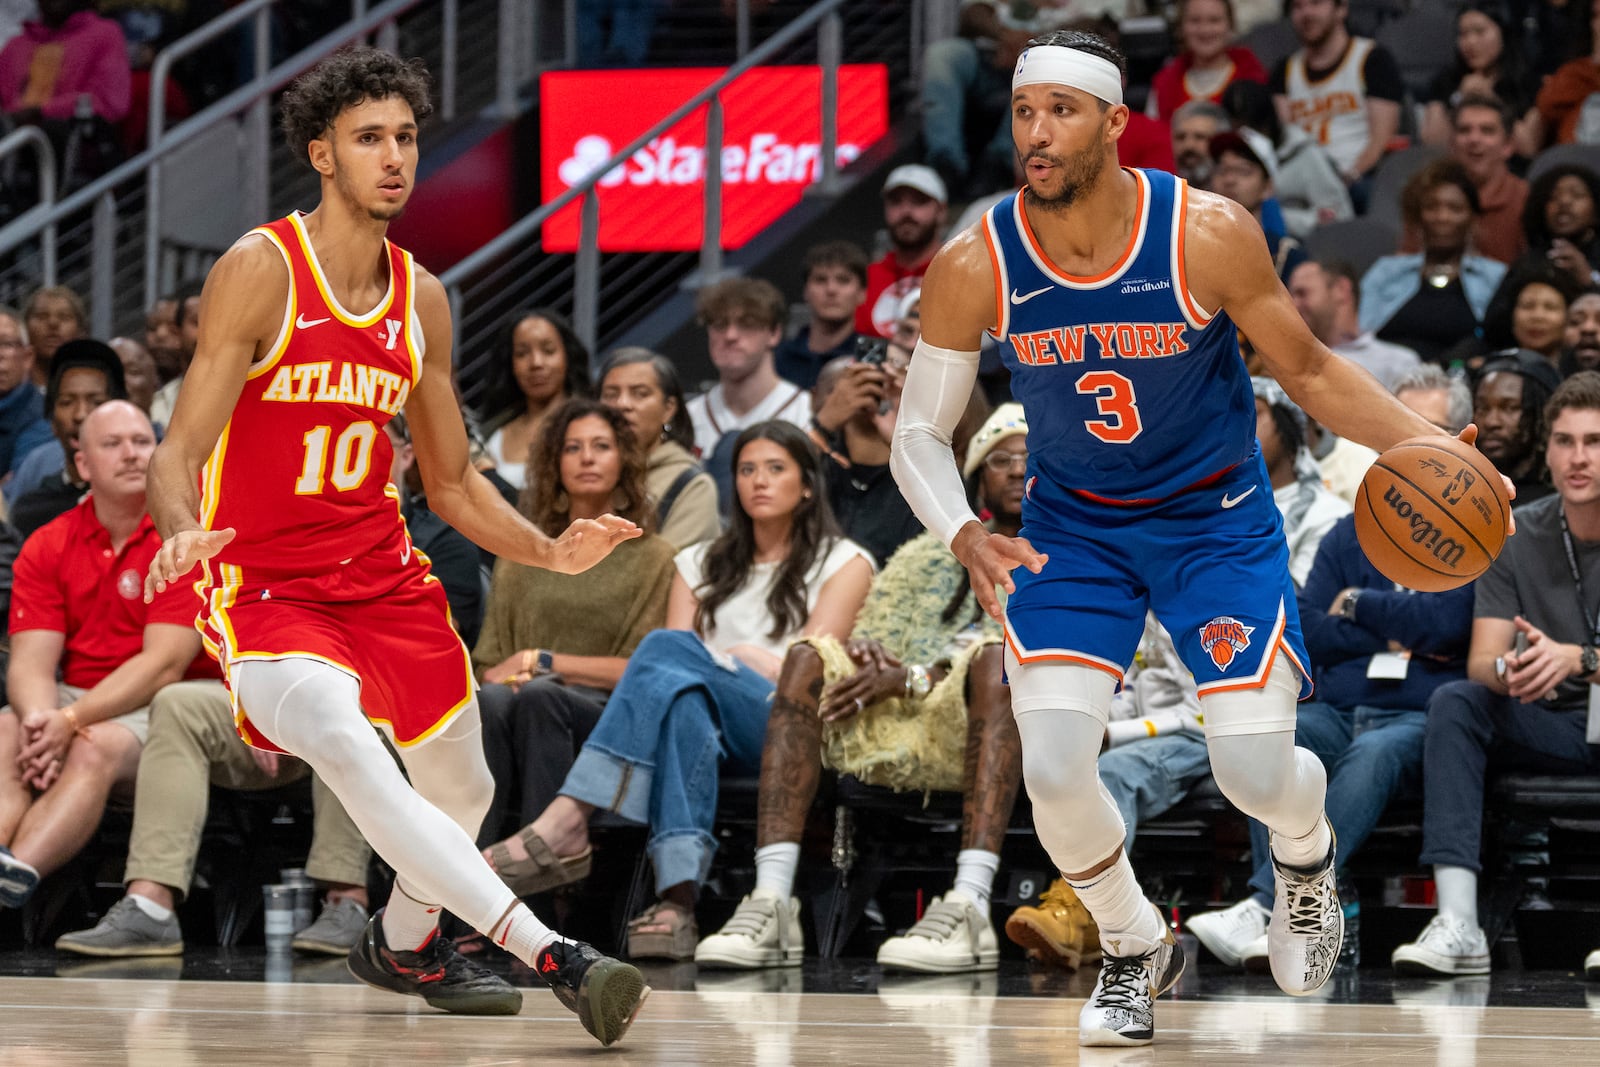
[1012,45,1123,106]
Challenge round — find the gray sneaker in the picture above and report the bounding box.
[293,897,368,955]
[56,896,183,957]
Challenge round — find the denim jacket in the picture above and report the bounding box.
[1357,253,1507,336]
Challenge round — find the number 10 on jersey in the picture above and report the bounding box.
[296,421,377,494]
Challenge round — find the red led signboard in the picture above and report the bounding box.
[540,65,889,252]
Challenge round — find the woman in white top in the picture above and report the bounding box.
[478,308,591,490]
[489,421,874,959]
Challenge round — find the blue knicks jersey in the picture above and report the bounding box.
[984,168,1256,502]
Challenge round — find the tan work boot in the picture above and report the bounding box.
[1004,878,1102,970]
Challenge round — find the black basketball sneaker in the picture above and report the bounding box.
[534,939,651,1046]
[346,911,523,1015]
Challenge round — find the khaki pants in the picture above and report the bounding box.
[123,680,371,895]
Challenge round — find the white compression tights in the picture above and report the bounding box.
[1006,648,1326,876]
[232,657,519,935]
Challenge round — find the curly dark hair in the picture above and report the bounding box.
[520,397,652,538]
[1400,158,1480,229]
[1523,164,1600,250]
[693,421,840,643]
[479,307,592,429]
[1481,258,1584,350]
[280,47,434,165]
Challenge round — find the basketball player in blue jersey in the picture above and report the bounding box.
[892,30,1508,1047]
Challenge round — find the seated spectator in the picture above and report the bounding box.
[1504,165,1600,295]
[1120,108,1177,175]
[1287,259,1420,391]
[1476,261,1582,365]
[0,401,212,908]
[0,1,130,131]
[598,347,720,550]
[109,336,156,419]
[143,294,180,386]
[1188,369,1475,969]
[1253,378,1349,584]
[384,415,484,648]
[473,399,675,877]
[1561,288,1600,375]
[1220,78,1351,240]
[1209,128,1307,281]
[7,339,126,534]
[476,308,591,493]
[53,677,374,957]
[1391,372,1600,976]
[1420,4,1540,156]
[685,278,811,513]
[1534,4,1600,146]
[0,305,50,481]
[147,281,197,431]
[1442,94,1529,266]
[857,166,947,341]
[695,406,1026,975]
[21,284,85,388]
[1474,351,1561,503]
[807,354,921,568]
[1148,0,1266,123]
[1359,160,1507,364]
[1271,0,1403,199]
[486,422,872,960]
[1171,99,1229,188]
[1305,416,1378,507]
[774,240,866,390]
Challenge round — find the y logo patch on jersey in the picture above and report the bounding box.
[382,318,403,350]
[1200,615,1255,670]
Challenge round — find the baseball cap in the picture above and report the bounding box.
[1210,127,1279,185]
[882,164,948,205]
[962,402,1027,478]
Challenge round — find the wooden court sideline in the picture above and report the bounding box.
[1,974,1597,1065]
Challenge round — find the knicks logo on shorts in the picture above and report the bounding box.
[1199,615,1255,670]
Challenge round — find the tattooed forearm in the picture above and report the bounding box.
[757,646,827,846]
[962,646,1022,853]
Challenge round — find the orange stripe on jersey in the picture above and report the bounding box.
[1003,628,1125,683]
[286,213,395,328]
[1019,169,1146,284]
[1174,182,1214,328]
[981,221,1006,340]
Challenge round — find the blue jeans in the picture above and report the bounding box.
[1097,732,1213,854]
[559,629,773,893]
[1245,702,1426,905]
[920,36,1013,186]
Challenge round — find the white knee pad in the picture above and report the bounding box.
[231,658,385,776]
[1198,653,1300,739]
[397,700,495,838]
[1004,648,1128,874]
[1201,657,1324,832]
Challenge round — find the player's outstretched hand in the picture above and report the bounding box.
[1458,423,1517,536]
[547,514,642,574]
[145,528,236,602]
[951,521,1047,622]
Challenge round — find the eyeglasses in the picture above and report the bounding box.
[984,449,1028,472]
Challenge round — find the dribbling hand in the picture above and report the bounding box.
[546,514,642,574]
[145,528,237,602]
[951,521,1047,622]
[1457,423,1517,536]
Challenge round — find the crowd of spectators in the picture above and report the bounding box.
[5,0,1600,988]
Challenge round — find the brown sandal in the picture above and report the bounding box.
[626,900,698,961]
[487,825,592,896]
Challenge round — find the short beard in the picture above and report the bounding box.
[1021,131,1108,214]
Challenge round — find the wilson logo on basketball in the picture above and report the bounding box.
[1380,484,1469,569]
[1199,616,1254,670]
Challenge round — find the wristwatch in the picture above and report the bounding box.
[1339,590,1362,621]
[1581,645,1599,678]
[904,663,933,699]
[535,649,555,675]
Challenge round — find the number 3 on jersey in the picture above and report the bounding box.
[1077,371,1143,443]
[296,421,377,494]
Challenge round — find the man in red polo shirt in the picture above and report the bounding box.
[0,399,210,907]
[857,165,948,340]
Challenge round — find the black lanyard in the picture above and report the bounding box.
[1558,510,1600,644]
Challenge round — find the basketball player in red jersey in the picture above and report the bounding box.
[142,49,648,1044]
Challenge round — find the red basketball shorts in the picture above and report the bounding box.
[198,538,475,753]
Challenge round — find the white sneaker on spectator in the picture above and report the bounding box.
[1240,932,1269,972]
[1267,828,1342,996]
[1587,948,1600,981]
[1391,914,1491,976]
[876,893,998,974]
[1186,897,1269,968]
[694,891,803,969]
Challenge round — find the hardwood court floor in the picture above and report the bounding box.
[1,964,1597,1066]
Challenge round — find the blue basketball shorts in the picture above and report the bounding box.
[1002,455,1313,700]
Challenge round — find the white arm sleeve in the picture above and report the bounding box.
[890,339,983,548]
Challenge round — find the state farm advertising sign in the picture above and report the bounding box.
[540,65,888,252]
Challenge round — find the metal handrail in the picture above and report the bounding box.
[440,0,850,352]
[0,126,57,284]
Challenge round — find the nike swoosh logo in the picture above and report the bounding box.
[1010,285,1054,305]
[1221,486,1257,509]
[295,313,331,329]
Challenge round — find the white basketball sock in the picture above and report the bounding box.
[950,849,1001,911]
[753,842,800,899]
[1067,852,1163,957]
[488,903,563,963]
[1433,865,1479,928]
[1270,809,1333,871]
[382,880,442,951]
[129,892,174,923]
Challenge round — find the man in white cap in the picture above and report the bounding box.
[1209,127,1307,282]
[889,27,1496,1046]
[856,164,947,342]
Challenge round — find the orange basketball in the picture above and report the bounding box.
[1353,435,1510,592]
